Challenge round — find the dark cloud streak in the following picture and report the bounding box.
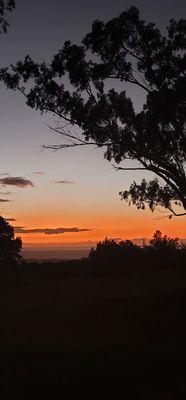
[55,180,74,184]
[0,198,11,202]
[0,177,34,187]
[14,226,93,235]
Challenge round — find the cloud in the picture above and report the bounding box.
[0,173,10,176]
[0,191,12,195]
[55,180,74,184]
[0,177,34,188]
[6,218,16,222]
[34,171,44,175]
[14,226,93,235]
[0,198,11,202]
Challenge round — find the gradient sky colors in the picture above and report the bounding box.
[0,0,185,250]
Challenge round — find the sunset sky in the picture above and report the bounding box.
[0,0,185,252]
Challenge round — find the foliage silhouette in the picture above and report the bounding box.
[0,0,15,34]
[89,237,140,261]
[89,230,186,273]
[1,6,186,216]
[0,215,22,270]
[149,230,180,255]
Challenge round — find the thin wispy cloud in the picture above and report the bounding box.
[6,218,16,222]
[0,191,12,195]
[34,171,45,175]
[0,173,10,176]
[14,226,93,235]
[0,177,34,188]
[55,180,74,184]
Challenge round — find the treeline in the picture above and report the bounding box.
[21,231,186,281]
[88,230,186,274]
[1,219,186,281]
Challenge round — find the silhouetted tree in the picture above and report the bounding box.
[89,237,141,266]
[0,216,22,269]
[1,7,186,216]
[89,232,186,273]
[0,0,15,34]
[148,230,180,255]
[150,231,180,250]
[142,230,186,268]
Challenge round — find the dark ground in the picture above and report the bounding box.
[1,263,186,398]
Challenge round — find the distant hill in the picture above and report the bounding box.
[22,242,93,261]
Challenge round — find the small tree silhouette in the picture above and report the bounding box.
[89,237,141,266]
[0,216,22,270]
[149,230,180,254]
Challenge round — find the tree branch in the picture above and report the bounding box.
[122,44,143,62]
[136,157,181,196]
[44,124,110,149]
[166,206,186,217]
[43,143,98,150]
[108,75,150,93]
[112,164,147,171]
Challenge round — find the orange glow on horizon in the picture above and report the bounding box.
[14,212,186,246]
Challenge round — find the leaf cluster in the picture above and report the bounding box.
[0,0,15,34]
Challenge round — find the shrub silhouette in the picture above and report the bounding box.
[0,216,22,272]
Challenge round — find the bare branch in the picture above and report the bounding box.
[108,75,150,93]
[43,143,97,150]
[44,125,111,150]
[47,124,87,144]
[122,44,143,62]
[166,206,186,217]
[112,163,147,171]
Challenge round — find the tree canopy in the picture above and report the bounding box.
[89,231,186,273]
[0,216,22,267]
[0,0,15,34]
[149,230,181,254]
[1,6,186,216]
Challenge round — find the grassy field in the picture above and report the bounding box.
[1,263,186,398]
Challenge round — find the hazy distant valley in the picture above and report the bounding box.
[22,238,186,261]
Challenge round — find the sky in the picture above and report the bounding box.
[0,0,185,253]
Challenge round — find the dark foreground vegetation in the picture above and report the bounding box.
[0,229,186,398]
